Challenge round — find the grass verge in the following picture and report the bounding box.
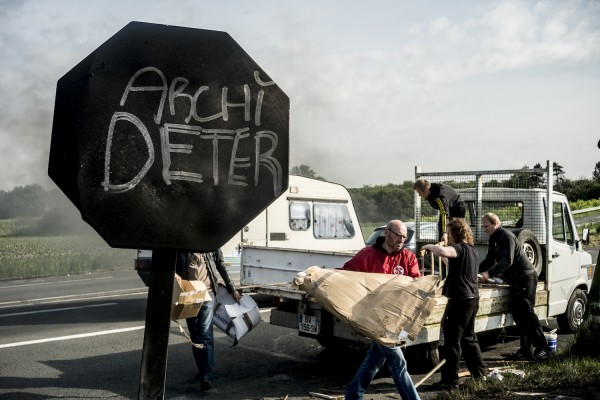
[0,235,135,280]
[434,319,600,399]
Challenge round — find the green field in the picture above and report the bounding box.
[0,235,136,280]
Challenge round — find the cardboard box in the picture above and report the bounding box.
[293,266,443,346]
[213,284,262,344]
[171,279,211,321]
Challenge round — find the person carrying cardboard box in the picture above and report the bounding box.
[175,249,241,392]
[340,219,422,400]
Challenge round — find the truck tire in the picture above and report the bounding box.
[316,336,340,349]
[557,288,587,333]
[422,341,441,367]
[516,229,543,277]
[405,341,440,373]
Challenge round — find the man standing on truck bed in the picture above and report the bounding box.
[341,219,422,400]
[413,178,466,244]
[478,213,549,362]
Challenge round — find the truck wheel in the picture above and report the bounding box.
[516,230,543,277]
[405,341,440,373]
[317,336,341,349]
[557,288,587,333]
[423,341,441,367]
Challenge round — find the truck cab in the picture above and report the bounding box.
[456,188,593,332]
[414,166,595,334]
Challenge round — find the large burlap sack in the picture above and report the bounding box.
[293,266,443,346]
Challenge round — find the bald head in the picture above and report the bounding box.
[386,219,402,231]
[384,219,408,253]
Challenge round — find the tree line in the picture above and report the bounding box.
[292,162,600,225]
[2,162,600,234]
[0,186,91,236]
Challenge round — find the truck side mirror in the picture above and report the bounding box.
[582,228,590,245]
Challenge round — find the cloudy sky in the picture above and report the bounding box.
[1,0,599,192]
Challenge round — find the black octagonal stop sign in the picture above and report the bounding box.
[49,21,289,252]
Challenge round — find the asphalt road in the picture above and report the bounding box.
[0,269,583,400]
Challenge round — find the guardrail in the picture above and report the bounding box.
[573,206,600,228]
[573,206,600,215]
[224,255,241,270]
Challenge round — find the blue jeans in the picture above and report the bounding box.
[345,342,420,400]
[186,291,215,380]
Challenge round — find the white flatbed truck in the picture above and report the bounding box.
[240,162,596,365]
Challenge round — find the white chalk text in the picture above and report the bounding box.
[102,66,283,195]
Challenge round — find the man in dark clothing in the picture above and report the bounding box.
[478,213,549,361]
[422,218,486,388]
[175,249,240,391]
[414,178,466,244]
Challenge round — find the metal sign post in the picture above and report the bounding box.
[138,251,177,399]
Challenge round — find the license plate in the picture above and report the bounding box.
[298,313,320,335]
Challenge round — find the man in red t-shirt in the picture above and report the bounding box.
[343,219,422,400]
[341,219,421,278]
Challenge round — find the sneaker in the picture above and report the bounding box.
[432,380,459,390]
[533,347,549,362]
[200,379,213,391]
[194,373,213,391]
[467,374,487,382]
[462,374,487,387]
[504,349,532,361]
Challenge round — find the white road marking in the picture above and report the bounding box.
[0,276,113,289]
[0,326,145,349]
[0,302,118,318]
[0,288,148,309]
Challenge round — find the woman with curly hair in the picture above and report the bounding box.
[422,218,486,389]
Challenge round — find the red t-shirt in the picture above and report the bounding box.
[341,245,421,278]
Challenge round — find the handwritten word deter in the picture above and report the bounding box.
[101,66,283,195]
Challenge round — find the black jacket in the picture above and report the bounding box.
[175,249,237,294]
[479,227,536,285]
[425,183,466,239]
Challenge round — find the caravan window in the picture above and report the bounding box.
[313,202,356,239]
[289,201,310,231]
